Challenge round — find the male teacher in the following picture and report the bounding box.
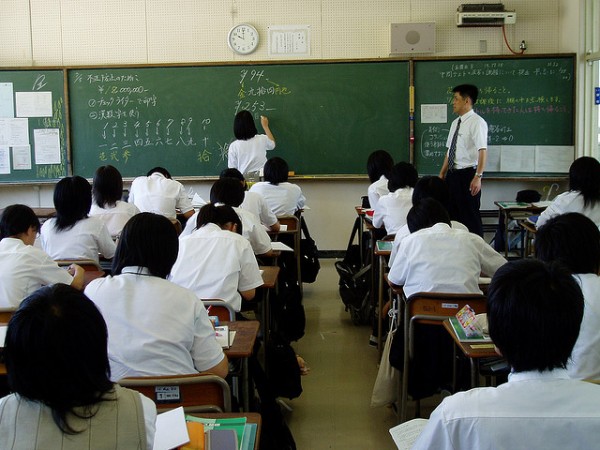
[439,84,487,236]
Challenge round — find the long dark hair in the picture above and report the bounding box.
[93,165,123,208]
[197,204,243,235]
[569,156,600,208]
[53,176,92,232]
[233,110,258,140]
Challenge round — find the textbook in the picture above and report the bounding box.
[496,201,531,209]
[449,317,492,343]
[215,326,235,349]
[389,418,428,449]
[376,240,393,252]
[186,416,247,450]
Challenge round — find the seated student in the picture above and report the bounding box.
[389,175,468,265]
[366,149,394,209]
[388,198,506,297]
[0,204,84,308]
[128,166,194,221]
[220,168,280,232]
[412,259,600,450]
[535,212,600,380]
[170,204,263,312]
[181,178,274,257]
[249,157,305,216]
[537,156,600,228]
[89,165,140,239]
[372,161,418,235]
[84,213,227,381]
[40,176,116,264]
[0,284,156,449]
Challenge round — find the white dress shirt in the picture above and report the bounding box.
[387,223,506,297]
[367,175,389,209]
[170,223,263,311]
[568,273,600,380]
[249,182,305,216]
[372,187,413,235]
[227,134,276,175]
[0,238,73,308]
[241,191,278,228]
[536,190,600,229]
[445,109,488,169]
[84,267,225,381]
[40,216,116,263]
[89,200,140,239]
[129,172,193,221]
[413,369,600,450]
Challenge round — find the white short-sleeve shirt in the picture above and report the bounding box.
[170,223,263,311]
[241,191,278,228]
[40,216,116,263]
[227,134,276,175]
[84,267,225,381]
[367,175,389,209]
[0,238,73,308]
[89,200,140,239]
[372,187,413,235]
[387,222,506,297]
[536,190,600,229]
[445,109,488,169]
[129,172,193,221]
[248,182,305,216]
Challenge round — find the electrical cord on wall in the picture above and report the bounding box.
[502,25,526,55]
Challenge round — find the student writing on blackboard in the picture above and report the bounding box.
[227,110,275,177]
[438,84,487,236]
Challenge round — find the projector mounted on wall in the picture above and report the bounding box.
[456,3,516,27]
[390,22,435,55]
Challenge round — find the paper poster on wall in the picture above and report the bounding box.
[420,104,447,123]
[500,146,535,172]
[34,128,60,164]
[0,118,29,146]
[12,145,32,170]
[0,83,15,118]
[0,146,10,174]
[15,91,52,117]
[268,25,310,56]
[534,146,573,173]
[486,145,501,172]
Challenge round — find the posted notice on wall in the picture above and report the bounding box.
[420,104,447,123]
[0,118,29,146]
[0,83,15,118]
[12,145,32,170]
[0,146,10,174]
[34,128,61,164]
[15,91,53,118]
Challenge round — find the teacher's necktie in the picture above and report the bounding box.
[447,117,461,171]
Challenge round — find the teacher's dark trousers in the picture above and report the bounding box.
[446,167,483,237]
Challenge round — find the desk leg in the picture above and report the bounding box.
[470,358,478,388]
[242,357,250,412]
[503,211,510,258]
[377,254,385,355]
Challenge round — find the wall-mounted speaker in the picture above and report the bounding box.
[390,22,435,54]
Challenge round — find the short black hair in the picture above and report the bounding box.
[112,212,179,279]
[263,157,289,185]
[568,156,600,208]
[93,165,123,208]
[5,284,114,434]
[453,84,479,104]
[366,150,394,183]
[0,204,41,239]
[197,203,243,235]
[220,168,245,182]
[487,259,584,372]
[210,178,245,207]
[387,162,418,192]
[53,176,92,232]
[146,166,172,178]
[412,176,450,209]
[233,110,258,140]
[535,212,600,274]
[407,198,451,233]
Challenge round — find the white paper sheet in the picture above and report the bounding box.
[152,407,190,450]
[420,104,447,124]
[500,145,535,172]
[15,91,52,117]
[0,146,10,174]
[271,241,294,252]
[33,128,61,164]
[534,146,574,173]
[389,418,429,450]
[0,83,15,118]
[0,118,29,146]
[12,145,32,170]
[485,145,501,172]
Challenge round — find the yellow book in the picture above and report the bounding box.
[181,422,205,450]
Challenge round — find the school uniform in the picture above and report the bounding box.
[227,134,276,175]
[0,237,73,308]
[568,273,600,380]
[372,187,413,235]
[387,223,506,298]
[249,181,305,216]
[128,172,193,221]
[89,200,140,239]
[536,190,600,229]
[367,175,389,209]
[40,217,116,263]
[84,267,225,381]
[170,223,263,311]
[241,190,278,228]
[412,369,600,450]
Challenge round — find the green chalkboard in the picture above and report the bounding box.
[68,61,410,178]
[413,56,575,176]
[0,70,68,183]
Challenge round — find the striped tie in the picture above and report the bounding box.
[447,117,461,171]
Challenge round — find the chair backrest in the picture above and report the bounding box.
[0,309,15,323]
[202,299,236,322]
[277,215,300,233]
[275,215,302,289]
[118,373,232,413]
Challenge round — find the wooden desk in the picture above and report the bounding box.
[188,412,262,450]
[518,219,538,257]
[31,207,56,219]
[224,320,260,412]
[443,319,499,388]
[494,201,546,257]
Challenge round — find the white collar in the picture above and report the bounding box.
[121,266,151,275]
[508,368,570,383]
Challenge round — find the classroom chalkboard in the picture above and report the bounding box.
[0,70,68,183]
[68,61,410,178]
[413,56,575,176]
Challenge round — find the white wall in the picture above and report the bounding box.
[0,0,583,250]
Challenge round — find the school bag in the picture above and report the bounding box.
[299,216,320,283]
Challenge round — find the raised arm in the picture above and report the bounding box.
[261,115,275,144]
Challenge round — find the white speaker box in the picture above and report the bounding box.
[390,22,435,54]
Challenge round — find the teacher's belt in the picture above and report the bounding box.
[448,166,476,173]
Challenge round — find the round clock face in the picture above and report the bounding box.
[228,24,259,55]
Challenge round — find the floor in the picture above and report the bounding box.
[284,259,443,450]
